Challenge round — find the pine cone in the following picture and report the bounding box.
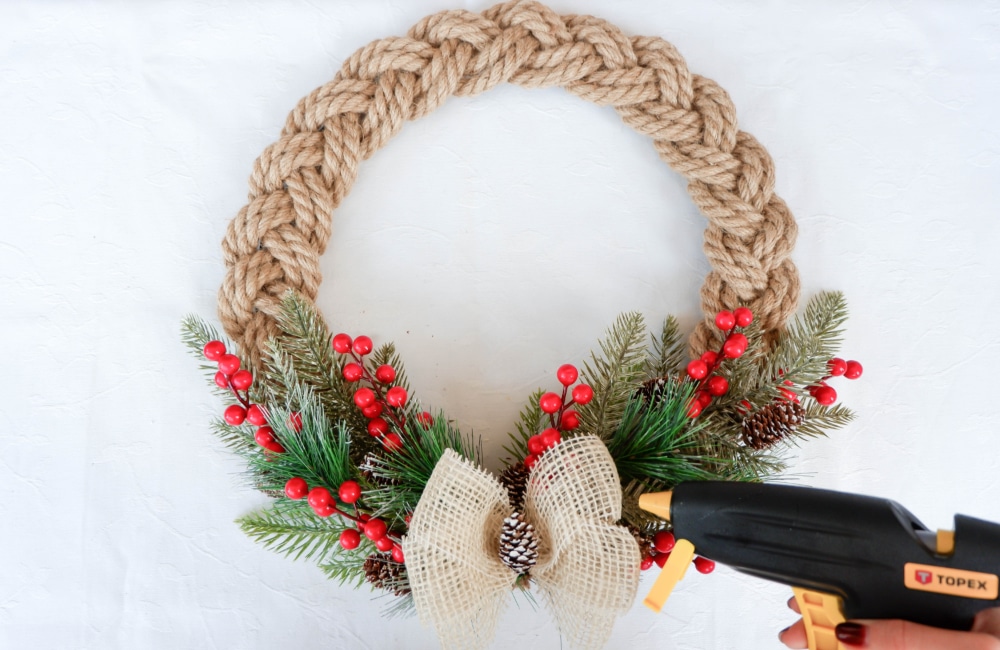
[636,376,671,406]
[499,463,531,509]
[741,400,806,449]
[360,452,399,486]
[499,511,538,575]
[363,553,410,596]
[624,522,654,558]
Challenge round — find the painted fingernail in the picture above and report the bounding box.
[777,625,790,639]
[835,622,866,646]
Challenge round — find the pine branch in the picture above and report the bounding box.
[578,312,649,440]
[238,500,364,564]
[265,291,372,455]
[244,388,356,494]
[606,387,718,488]
[319,549,371,589]
[645,315,686,379]
[364,411,477,522]
[209,417,257,454]
[790,402,855,442]
[181,315,242,400]
[371,342,412,396]
[502,388,546,463]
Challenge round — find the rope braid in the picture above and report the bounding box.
[219,0,799,368]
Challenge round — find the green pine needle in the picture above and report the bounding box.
[319,548,372,589]
[645,315,686,379]
[606,386,718,488]
[578,312,649,440]
[238,499,367,564]
[363,411,477,522]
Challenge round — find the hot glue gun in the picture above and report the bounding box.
[638,481,1000,650]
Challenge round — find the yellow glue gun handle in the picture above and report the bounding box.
[793,587,848,650]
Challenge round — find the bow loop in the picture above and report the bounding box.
[404,436,640,650]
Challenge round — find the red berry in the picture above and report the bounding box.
[361,402,384,419]
[733,307,753,328]
[352,335,373,356]
[655,552,671,568]
[404,513,412,526]
[214,371,229,389]
[700,350,719,366]
[375,364,396,384]
[367,417,389,438]
[844,360,863,380]
[218,354,241,375]
[694,556,716,574]
[246,404,267,426]
[641,556,654,571]
[342,363,364,382]
[687,402,702,418]
[527,435,546,456]
[686,359,709,380]
[382,432,403,452]
[779,387,799,403]
[697,391,713,407]
[723,333,748,358]
[307,486,332,510]
[539,392,562,414]
[813,385,838,406]
[284,477,308,500]
[332,333,353,354]
[556,364,579,387]
[653,531,676,554]
[391,544,405,563]
[338,480,362,504]
[339,529,361,550]
[707,375,729,397]
[354,387,376,409]
[224,404,247,425]
[416,411,434,428]
[375,536,394,552]
[827,358,847,377]
[230,369,253,391]
[715,311,736,330]
[312,503,336,517]
[255,426,275,446]
[357,513,371,531]
[203,340,226,361]
[289,412,302,432]
[560,410,580,430]
[364,518,388,541]
[524,454,539,470]
[539,428,562,449]
[385,386,408,408]
[571,384,594,405]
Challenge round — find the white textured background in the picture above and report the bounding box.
[4,1,1000,648]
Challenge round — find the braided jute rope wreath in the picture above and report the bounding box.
[218,0,799,368]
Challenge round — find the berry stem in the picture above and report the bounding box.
[348,350,408,435]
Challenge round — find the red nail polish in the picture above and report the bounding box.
[835,622,867,646]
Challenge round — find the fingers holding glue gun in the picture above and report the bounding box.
[779,596,1000,650]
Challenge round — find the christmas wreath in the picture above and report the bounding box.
[183,2,862,648]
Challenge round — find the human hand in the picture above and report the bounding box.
[778,596,1000,649]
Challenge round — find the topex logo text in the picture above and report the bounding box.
[904,563,999,600]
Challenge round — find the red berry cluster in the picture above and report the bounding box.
[204,340,285,453]
[522,364,593,471]
[808,357,863,406]
[685,308,754,418]
[285,476,405,562]
[639,530,715,575]
[333,333,430,453]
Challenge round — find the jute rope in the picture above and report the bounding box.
[218,0,799,367]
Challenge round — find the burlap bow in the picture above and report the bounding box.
[403,435,640,650]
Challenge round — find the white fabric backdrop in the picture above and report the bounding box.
[4,1,1000,648]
